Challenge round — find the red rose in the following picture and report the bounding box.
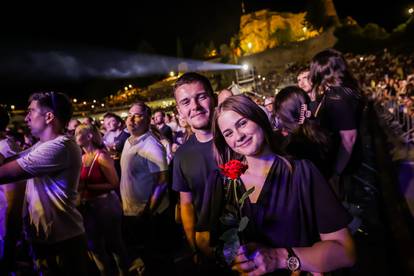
[219,160,248,180]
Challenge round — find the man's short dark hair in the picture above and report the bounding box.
[297,66,310,75]
[173,72,216,103]
[29,92,73,127]
[103,112,123,125]
[0,105,10,132]
[154,110,165,117]
[130,101,152,122]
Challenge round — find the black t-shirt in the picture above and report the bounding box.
[318,86,361,132]
[197,156,351,248]
[159,124,173,143]
[114,130,130,153]
[113,130,130,176]
[172,134,217,219]
[285,136,332,179]
[317,86,363,173]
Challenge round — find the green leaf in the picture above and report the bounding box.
[219,213,238,226]
[219,228,239,243]
[239,187,255,209]
[238,216,249,232]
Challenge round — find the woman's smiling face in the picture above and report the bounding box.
[217,110,265,157]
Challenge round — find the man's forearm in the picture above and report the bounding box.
[181,202,197,250]
[149,182,168,212]
[0,160,31,184]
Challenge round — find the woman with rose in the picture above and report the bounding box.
[196,95,355,275]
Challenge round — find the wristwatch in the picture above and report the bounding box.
[286,247,301,272]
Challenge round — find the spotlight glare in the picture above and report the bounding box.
[242,64,249,71]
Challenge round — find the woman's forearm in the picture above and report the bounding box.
[293,239,356,272]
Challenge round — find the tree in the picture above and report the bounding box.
[306,0,339,29]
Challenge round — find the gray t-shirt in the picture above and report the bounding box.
[17,135,84,243]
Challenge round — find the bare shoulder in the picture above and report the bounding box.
[97,150,113,164]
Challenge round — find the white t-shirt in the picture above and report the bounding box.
[16,135,84,243]
[0,137,21,241]
[120,132,168,216]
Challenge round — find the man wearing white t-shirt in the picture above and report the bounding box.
[120,101,170,273]
[0,92,88,275]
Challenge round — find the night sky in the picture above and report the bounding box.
[0,0,412,107]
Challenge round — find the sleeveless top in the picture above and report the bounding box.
[79,151,111,200]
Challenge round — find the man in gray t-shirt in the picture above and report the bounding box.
[17,135,84,242]
[0,92,88,275]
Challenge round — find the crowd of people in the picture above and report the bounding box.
[0,47,399,275]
